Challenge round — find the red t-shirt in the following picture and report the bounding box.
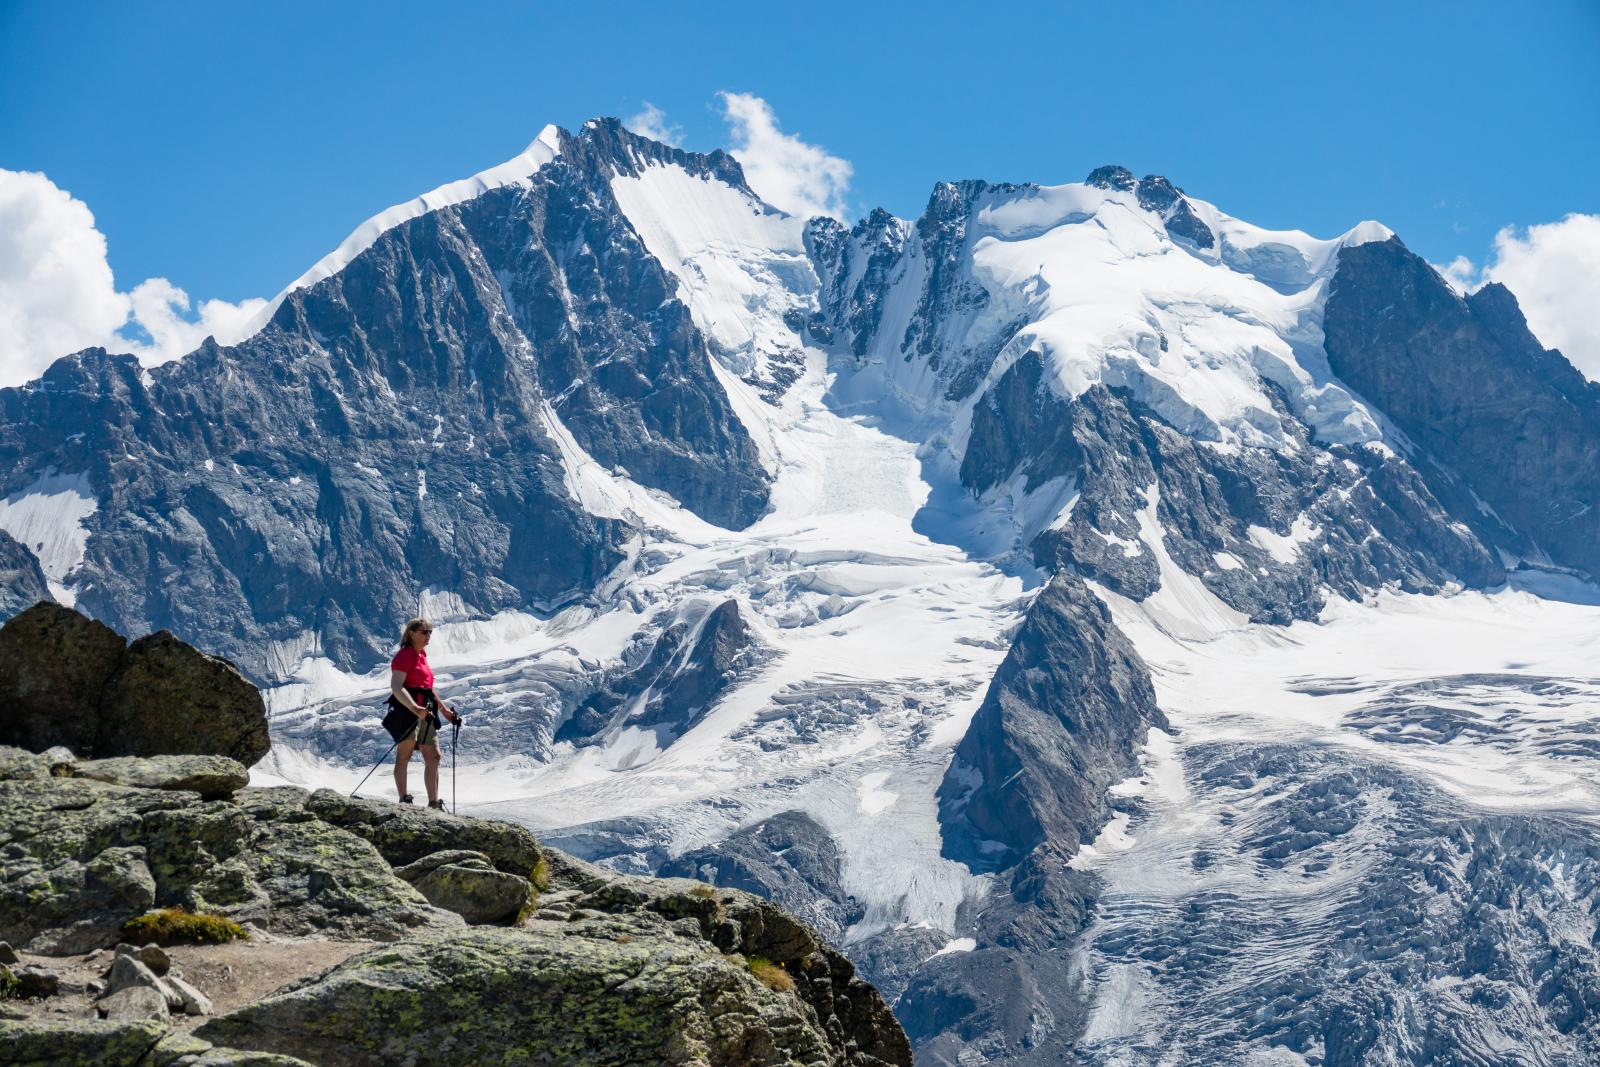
[390,646,434,689]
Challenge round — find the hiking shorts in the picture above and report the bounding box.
[408,715,440,748]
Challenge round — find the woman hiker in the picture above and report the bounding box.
[390,617,460,810]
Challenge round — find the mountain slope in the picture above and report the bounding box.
[4,120,1600,1065]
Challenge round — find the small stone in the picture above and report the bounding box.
[16,964,60,997]
[139,943,171,975]
[114,942,139,959]
[166,973,214,1016]
[0,941,16,965]
[98,984,169,1021]
[86,979,105,995]
[104,953,162,996]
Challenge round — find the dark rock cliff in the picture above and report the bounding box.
[1324,237,1600,577]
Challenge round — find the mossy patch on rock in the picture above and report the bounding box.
[0,1017,165,1065]
[745,956,795,994]
[122,908,249,946]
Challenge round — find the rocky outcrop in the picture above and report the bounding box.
[939,573,1164,871]
[1324,237,1600,579]
[0,602,268,765]
[59,755,248,800]
[199,853,910,1067]
[305,789,543,878]
[882,575,1166,1062]
[98,631,270,766]
[0,1016,317,1065]
[0,601,126,757]
[392,850,532,924]
[0,760,459,954]
[0,753,910,1065]
[556,598,767,748]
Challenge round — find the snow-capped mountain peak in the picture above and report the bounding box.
[237,123,564,339]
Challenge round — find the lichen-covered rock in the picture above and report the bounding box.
[0,605,269,768]
[0,602,126,757]
[0,746,53,782]
[97,631,269,767]
[0,1017,167,1065]
[306,790,542,877]
[0,1018,316,1067]
[0,773,459,953]
[394,851,532,924]
[199,917,907,1067]
[62,755,248,800]
[99,984,169,1021]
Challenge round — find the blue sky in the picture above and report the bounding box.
[0,0,1596,376]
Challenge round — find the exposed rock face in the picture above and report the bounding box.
[661,811,864,944]
[98,631,269,766]
[0,602,268,765]
[557,598,767,748]
[199,859,911,1067]
[1324,238,1600,577]
[0,529,49,621]
[939,574,1164,871]
[0,744,910,1064]
[0,120,773,680]
[962,368,1503,623]
[392,850,532,924]
[305,789,543,877]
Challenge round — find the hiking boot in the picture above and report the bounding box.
[428,799,446,811]
[399,794,414,804]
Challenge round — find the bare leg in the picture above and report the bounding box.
[394,740,416,798]
[423,746,441,804]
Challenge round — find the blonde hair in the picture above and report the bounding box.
[399,617,433,651]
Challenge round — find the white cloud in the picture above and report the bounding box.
[1434,255,1479,296]
[0,168,266,389]
[717,92,852,222]
[624,102,682,147]
[1435,213,1600,381]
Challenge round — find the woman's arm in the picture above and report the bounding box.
[390,670,427,716]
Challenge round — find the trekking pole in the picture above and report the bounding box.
[451,718,460,814]
[350,737,400,798]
